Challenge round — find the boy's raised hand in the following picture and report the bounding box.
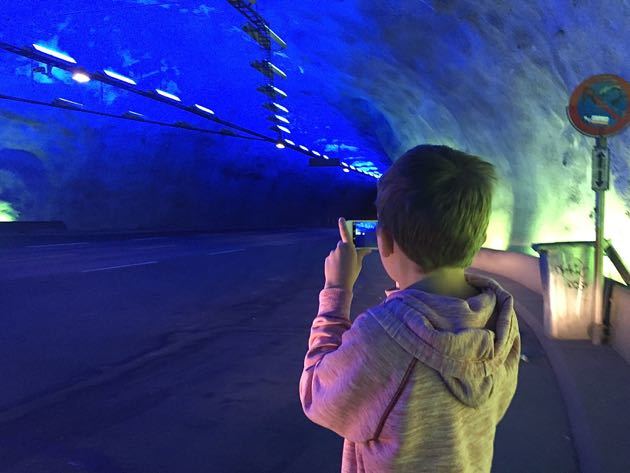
[324,217,373,291]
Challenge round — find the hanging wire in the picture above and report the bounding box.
[0,93,269,142]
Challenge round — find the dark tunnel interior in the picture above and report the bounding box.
[1,1,630,472]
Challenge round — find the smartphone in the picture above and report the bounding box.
[345,220,379,249]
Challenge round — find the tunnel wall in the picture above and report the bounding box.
[0,101,377,232]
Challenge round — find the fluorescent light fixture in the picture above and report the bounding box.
[123,111,145,120]
[264,25,287,49]
[72,71,90,83]
[243,23,271,49]
[341,162,349,167]
[275,142,286,149]
[267,61,287,79]
[272,86,287,98]
[33,43,77,64]
[312,151,321,157]
[271,125,291,134]
[264,102,289,114]
[251,60,287,80]
[349,165,356,170]
[103,69,137,85]
[52,98,83,108]
[270,114,290,125]
[323,155,330,160]
[284,139,295,146]
[343,168,350,173]
[299,145,309,152]
[155,89,181,102]
[271,102,289,114]
[257,85,287,99]
[194,104,215,115]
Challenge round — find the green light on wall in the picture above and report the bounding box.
[483,210,512,251]
[0,201,19,222]
[531,190,629,284]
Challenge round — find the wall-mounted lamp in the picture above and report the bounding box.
[72,70,90,83]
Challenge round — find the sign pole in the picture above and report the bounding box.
[567,73,630,344]
[591,136,609,344]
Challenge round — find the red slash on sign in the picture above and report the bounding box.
[567,74,630,137]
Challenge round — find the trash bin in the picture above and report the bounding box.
[532,242,596,339]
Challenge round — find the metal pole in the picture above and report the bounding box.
[591,136,608,344]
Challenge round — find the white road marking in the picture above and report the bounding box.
[136,245,175,250]
[208,249,245,256]
[81,261,158,273]
[27,242,88,248]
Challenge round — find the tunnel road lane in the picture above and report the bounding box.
[0,229,333,280]
[0,230,578,472]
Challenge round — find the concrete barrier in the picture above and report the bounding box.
[473,247,630,365]
[0,221,67,234]
[610,283,630,365]
[472,247,543,295]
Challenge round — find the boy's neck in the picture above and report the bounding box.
[399,267,476,298]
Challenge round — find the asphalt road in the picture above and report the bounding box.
[0,230,578,472]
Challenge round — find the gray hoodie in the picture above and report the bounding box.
[300,272,521,472]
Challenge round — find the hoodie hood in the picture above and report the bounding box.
[372,272,519,407]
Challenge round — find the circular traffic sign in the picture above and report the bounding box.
[567,74,630,137]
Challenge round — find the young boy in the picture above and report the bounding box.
[299,145,520,473]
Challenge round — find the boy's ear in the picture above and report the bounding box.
[377,225,394,257]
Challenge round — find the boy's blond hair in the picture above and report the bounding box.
[375,145,496,272]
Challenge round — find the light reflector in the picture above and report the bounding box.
[33,44,77,64]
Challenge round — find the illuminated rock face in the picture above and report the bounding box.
[0,0,628,261]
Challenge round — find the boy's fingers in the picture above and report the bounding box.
[338,217,351,244]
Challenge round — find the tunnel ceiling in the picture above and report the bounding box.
[0,0,629,265]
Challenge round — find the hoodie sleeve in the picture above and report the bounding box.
[299,287,406,442]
